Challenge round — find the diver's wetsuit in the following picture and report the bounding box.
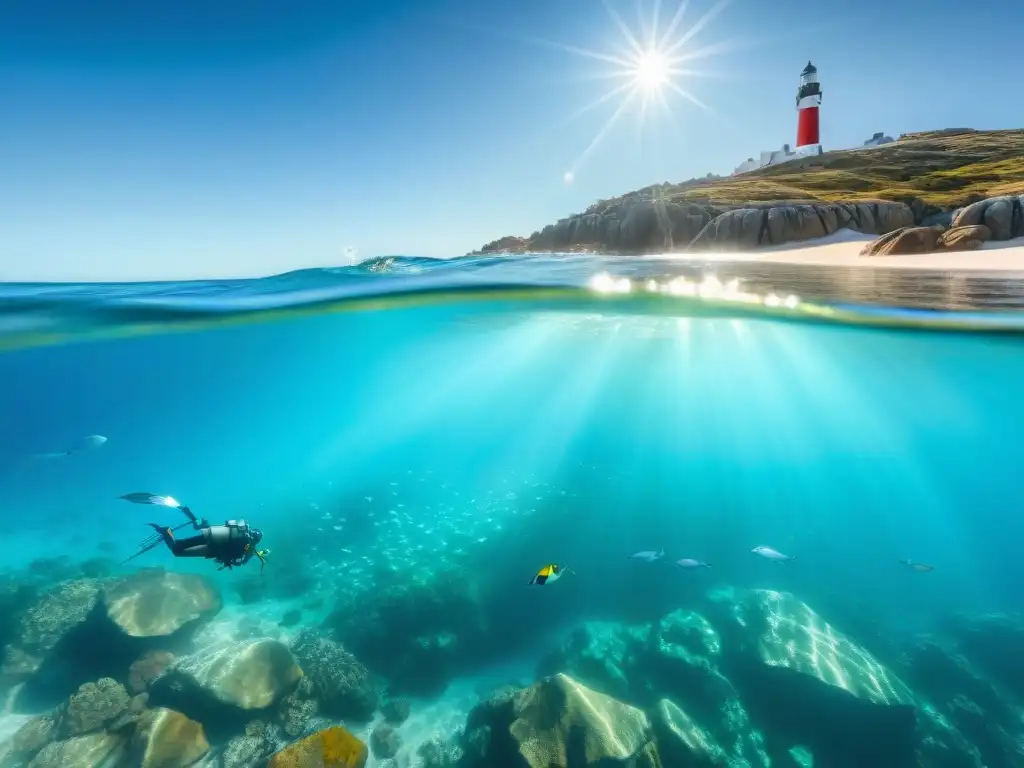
[153,519,263,569]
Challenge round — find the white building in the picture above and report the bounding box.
[733,142,823,175]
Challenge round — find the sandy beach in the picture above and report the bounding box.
[664,230,1024,274]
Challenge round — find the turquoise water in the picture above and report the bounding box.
[1,255,1023,766]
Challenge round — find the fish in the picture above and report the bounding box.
[529,564,572,585]
[629,549,665,563]
[751,546,794,562]
[32,434,108,459]
[675,558,711,569]
[900,559,935,573]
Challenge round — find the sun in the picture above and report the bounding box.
[520,0,734,184]
[633,50,670,91]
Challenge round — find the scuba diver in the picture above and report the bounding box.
[120,493,270,573]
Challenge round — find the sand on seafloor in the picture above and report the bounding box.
[648,231,1024,273]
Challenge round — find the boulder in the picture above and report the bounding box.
[102,570,221,638]
[0,714,57,766]
[860,226,941,256]
[25,732,125,768]
[128,651,176,695]
[288,629,376,720]
[275,676,319,738]
[380,697,411,725]
[267,725,368,768]
[149,639,302,729]
[952,195,1024,240]
[369,724,401,760]
[462,673,658,768]
[60,679,130,737]
[128,708,210,768]
[689,201,915,251]
[1,580,101,686]
[939,224,992,251]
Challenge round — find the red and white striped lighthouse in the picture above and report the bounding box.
[795,61,822,148]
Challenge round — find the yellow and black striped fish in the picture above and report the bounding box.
[529,564,566,585]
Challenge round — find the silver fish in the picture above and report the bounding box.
[675,558,711,569]
[629,549,665,562]
[751,546,794,562]
[32,434,108,459]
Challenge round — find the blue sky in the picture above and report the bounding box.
[0,0,1017,281]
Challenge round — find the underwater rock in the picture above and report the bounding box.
[380,697,411,725]
[462,673,658,768]
[706,587,956,767]
[414,736,463,768]
[128,707,210,768]
[289,629,377,721]
[149,638,303,729]
[102,569,221,638]
[128,650,176,694]
[369,723,401,760]
[280,609,303,628]
[267,725,368,768]
[0,714,57,767]
[275,676,320,738]
[324,570,486,696]
[221,720,282,768]
[1,579,101,686]
[897,633,1017,767]
[60,678,130,736]
[25,731,125,768]
[650,697,745,767]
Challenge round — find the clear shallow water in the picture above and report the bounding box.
[2,254,1024,766]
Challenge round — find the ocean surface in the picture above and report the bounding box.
[1,253,1023,767]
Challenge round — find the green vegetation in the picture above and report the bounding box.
[653,129,1024,210]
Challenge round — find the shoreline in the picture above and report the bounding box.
[638,232,1024,274]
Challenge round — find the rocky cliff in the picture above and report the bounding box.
[472,128,1024,255]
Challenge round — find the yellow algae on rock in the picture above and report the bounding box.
[132,708,210,768]
[268,725,368,768]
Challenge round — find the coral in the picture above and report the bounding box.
[25,732,126,768]
[289,629,377,720]
[380,697,411,725]
[60,678,130,737]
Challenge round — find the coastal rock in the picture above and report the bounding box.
[128,708,210,768]
[860,226,941,256]
[25,732,125,768]
[528,197,715,253]
[102,569,221,639]
[939,224,992,251]
[952,195,1024,240]
[689,201,915,251]
[149,638,303,724]
[267,725,368,768]
[462,673,658,768]
[289,629,377,720]
[60,678,130,736]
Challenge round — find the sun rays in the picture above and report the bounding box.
[548,0,733,182]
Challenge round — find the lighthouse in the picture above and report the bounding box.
[795,61,822,149]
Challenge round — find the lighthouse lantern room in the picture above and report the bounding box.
[795,61,822,149]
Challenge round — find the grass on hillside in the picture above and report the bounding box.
[659,129,1024,210]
